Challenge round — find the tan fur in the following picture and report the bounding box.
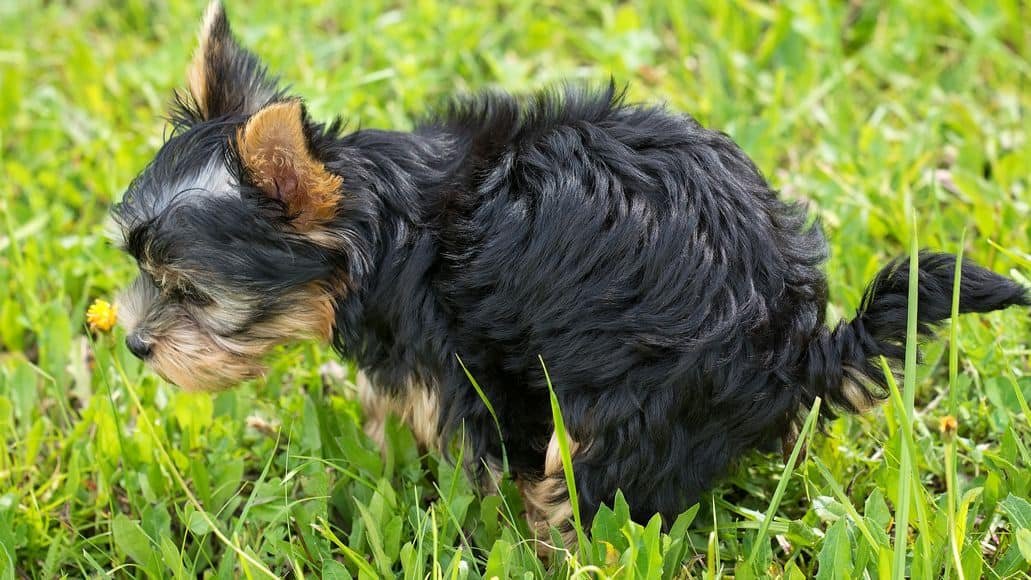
[522,431,580,550]
[237,101,343,230]
[150,319,261,392]
[781,420,805,463]
[842,378,877,412]
[357,371,440,451]
[139,264,198,300]
[269,286,336,342]
[186,0,223,118]
[121,285,335,392]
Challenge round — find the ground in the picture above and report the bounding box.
[1,0,1030,577]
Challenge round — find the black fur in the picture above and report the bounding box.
[801,252,1030,416]
[321,86,1027,525]
[114,10,1029,533]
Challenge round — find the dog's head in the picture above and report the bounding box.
[112,2,343,391]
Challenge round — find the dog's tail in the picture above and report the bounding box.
[800,251,1028,416]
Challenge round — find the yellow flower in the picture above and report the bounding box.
[939,415,958,441]
[86,299,118,332]
[602,541,620,567]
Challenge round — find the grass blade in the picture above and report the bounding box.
[93,336,278,579]
[948,229,966,415]
[891,215,921,579]
[811,456,882,553]
[881,356,934,579]
[539,355,587,558]
[456,354,509,473]
[946,233,966,579]
[315,517,380,578]
[744,397,821,568]
[1006,372,1031,428]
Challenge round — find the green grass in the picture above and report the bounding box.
[1,0,1030,577]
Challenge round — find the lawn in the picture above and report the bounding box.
[1,0,1030,577]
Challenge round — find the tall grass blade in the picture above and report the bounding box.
[708,496,720,580]
[744,397,821,568]
[539,355,587,558]
[946,233,966,579]
[891,215,920,579]
[948,229,966,415]
[456,354,509,473]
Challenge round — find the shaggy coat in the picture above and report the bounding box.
[113,1,1029,542]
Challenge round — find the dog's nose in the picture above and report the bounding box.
[126,333,153,360]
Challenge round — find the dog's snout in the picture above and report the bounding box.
[126,333,153,360]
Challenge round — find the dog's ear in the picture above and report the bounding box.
[237,100,343,230]
[186,1,282,120]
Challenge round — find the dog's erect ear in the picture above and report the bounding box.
[186,1,282,120]
[237,100,343,230]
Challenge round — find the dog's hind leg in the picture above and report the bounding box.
[522,388,751,554]
[521,430,581,553]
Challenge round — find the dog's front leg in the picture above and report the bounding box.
[356,370,441,453]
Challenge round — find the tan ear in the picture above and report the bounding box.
[237,101,343,229]
[187,1,280,120]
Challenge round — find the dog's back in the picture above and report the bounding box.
[405,85,1029,526]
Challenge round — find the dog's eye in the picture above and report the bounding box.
[175,281,212,306]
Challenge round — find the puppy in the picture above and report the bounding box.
[112,1,1029,547]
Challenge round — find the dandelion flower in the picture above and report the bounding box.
[938,415,958,441]
[86,299,118,332]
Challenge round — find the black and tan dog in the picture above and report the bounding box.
[113,1,1028,546]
